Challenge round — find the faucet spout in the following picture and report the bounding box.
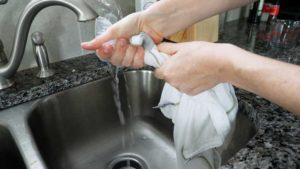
[0,0,97,89]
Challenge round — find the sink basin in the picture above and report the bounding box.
[0,126,27,169]
[27,70,256,169]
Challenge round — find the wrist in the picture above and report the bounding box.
[218,43,261,90]
[141,0,184,38]
[215,43,240,85]
[139,11,164,43]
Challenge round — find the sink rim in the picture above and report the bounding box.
[0,124,28,169]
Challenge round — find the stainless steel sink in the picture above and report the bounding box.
[0,70,257,169]
[28,70,175,169]
[0,125,27,169]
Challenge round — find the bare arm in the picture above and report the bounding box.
[143,0,254,37]
[156,42,300,115]
[227,46,300,115]
[82,0,253,52]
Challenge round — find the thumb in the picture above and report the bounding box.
[157,42,178,56]
[81,28,115,50]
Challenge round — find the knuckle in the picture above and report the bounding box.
[122,59,131,67]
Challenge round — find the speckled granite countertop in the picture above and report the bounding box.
[0,54,112,109]
[219,20,300,169]
[0,19,299,168]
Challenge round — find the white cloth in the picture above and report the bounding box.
[159,83,238,169]
[130,33,238,169]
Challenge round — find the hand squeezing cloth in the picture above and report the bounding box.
[130,32,238,169]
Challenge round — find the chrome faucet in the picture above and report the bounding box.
[0,0,98,90]
[0,40,8,65]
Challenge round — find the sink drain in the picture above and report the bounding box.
[106,154,148,169]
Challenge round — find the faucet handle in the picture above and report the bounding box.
[31,31,45,45]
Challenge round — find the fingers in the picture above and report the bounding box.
[157,42,178,55]
[96,44,114,61]
[122,45,137,67]
[154,52,174,80]
[96,39,144,68]
[81,28,114,50]
[132,46,145,68]
[111,39,129,66]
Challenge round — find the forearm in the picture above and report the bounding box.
[225,45,300,115]
[142,0,253,37]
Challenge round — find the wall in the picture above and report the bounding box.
[0,0,134,71]
[0,0,251,71]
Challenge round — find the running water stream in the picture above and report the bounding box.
[108,64,126,125]
[108,64,136,150]
[78,0,137,150]
[77,22,128,126]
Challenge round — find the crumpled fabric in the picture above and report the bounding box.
[158,83,238,169]
[130,32,238,169]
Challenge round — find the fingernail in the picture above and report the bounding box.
[81,42,89,47]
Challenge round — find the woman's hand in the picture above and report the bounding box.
[80,0,255,68]
[155,42,234,95]
[81,12,163,68]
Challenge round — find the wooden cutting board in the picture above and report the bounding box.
[167,15,219,42]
